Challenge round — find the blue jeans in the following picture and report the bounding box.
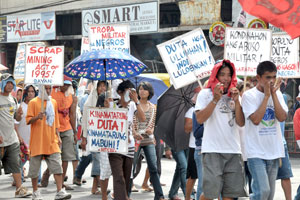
[295,185,300,200]
[75,153,92,180]
[168,149,188,199]
[194,149,203,200]
[247,158,279,200]
[130,144,164,200]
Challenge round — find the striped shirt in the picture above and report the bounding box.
[133,102,156,146]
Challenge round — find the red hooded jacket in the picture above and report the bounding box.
[206,59,237,97]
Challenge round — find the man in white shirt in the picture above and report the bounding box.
[242,61,287,200]
[195,60,247,200]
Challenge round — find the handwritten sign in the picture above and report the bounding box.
[14,42,45,79]
[14,43,26,79]
[157,28,215,89]
[81,37,90,54]
[89,24,130,53]
[24,45,64,85]
[271,33,300,78]
[87,108,128,153]
[224,27,272,76]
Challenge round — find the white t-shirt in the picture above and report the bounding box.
[15,102,31,146]
[185,107,196,148]
[195,88,241,154]
[241,87,286,160]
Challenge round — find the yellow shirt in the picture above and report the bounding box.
[26,97,61,157]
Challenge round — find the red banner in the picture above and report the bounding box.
[238,0,300,39]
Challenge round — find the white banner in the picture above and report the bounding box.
[81,37,90,54]
[89,24,130,53]
[24,45,64,85]
[87,108,128,153]
[157,28,215,89]
[7,12,55,43]
[271,33,300,78]
[82,2,158,36]
[224,27,272,76]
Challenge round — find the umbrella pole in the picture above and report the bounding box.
[104,59,112,99]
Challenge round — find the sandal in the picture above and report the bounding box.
[131,185,139,192]
[92,189,102,195]
[63,184,74,191]
[142,185,153,192]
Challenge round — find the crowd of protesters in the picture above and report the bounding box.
[0,59,299,200]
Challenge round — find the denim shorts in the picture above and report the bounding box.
[91,152,101,176]
[277,145,293,179]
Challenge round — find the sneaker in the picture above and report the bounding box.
[32,190,43,200]
[15,186,32,198]
[55,188,71,200]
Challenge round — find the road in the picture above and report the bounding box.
[1,157,300,199]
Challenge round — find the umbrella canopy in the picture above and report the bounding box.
[154,82,198,152]
[64,49,147,80]
[127,74,168,104]
[0,64,8,71]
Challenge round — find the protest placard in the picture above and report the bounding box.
[81,37,90,54]
[271,33,300,78]
[157,28,215,89]
[89,24,130,53]
[87,108,128,153]
[24,45,64,85]
[14,42,45,79]
[14,43,26,79]
[224,27,272,76]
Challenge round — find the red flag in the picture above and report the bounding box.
[238,0,300,39]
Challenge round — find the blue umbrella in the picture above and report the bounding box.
[64,49,147,80]
[127,74,168,104]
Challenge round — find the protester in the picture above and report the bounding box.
[14,85,40,184]
[109,80,146,200]
[276,93,293,200]
[195,60,247,200]
[168,148,188,200]
[242,61,287,200]
[81,81,111,198]
[26,85,71,199]
[0,73,32,198]
[293,107,300,200]
[192,110,203,200]
[184,87,201,200]
[130,81,165,199]
[42,75,78,190]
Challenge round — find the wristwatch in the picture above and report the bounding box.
[135,100,140,106]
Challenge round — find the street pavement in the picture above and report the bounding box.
[1,156,300,199]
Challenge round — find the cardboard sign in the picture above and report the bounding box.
[157,28,214,89]
[81,37,90,54]
[14,42,45,79]
[24,45,64,85]
[224,27,272,76]
[271,33,300,78]
[87,108,128,153]
[89,24,130,53]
